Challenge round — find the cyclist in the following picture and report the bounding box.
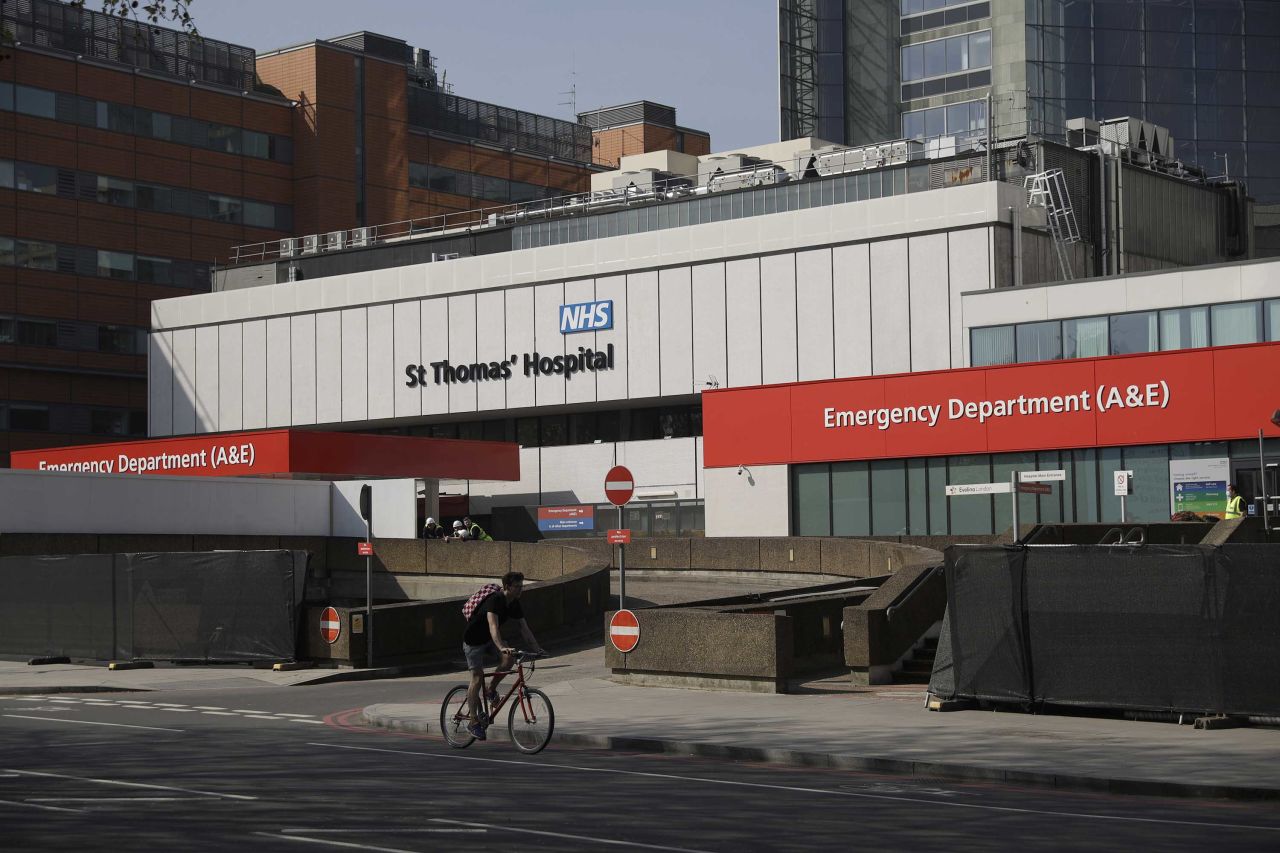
[462,571,546,740]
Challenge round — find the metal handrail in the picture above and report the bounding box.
[226,129,1003,268]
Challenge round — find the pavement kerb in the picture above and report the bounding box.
[359,705,1280,803]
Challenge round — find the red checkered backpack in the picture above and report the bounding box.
[462,583,502,620]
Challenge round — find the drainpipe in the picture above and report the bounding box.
[1010,205,1023,288]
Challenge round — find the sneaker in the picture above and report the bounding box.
[468,723,487,740]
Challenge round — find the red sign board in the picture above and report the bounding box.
[1017,482,1053,495]
[607,529,632,545]
[703,343,1280,468]
[605,465,635,506]
[321,607,341,644]
[609,609,640,653]
[357,542,374,556]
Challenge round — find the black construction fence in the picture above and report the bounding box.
[0,551,308,663]
[929,544,1280,717]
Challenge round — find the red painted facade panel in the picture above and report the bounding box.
[10,430,520,481]
[703,343,1280,469]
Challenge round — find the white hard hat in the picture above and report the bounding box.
[426,517,436,525]
[453,520,464,529]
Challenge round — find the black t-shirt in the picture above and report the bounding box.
[463,592,524,646]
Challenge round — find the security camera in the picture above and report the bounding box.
[1272,409,1280,428]
[737,465,745,476]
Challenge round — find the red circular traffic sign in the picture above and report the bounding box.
[321,607,341,644]
[609,609,640,653]
[605,465,635,507]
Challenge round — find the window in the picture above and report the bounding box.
[0,81,12,111]
[1267,300,1280,342]
[243,130,271,159]
[1211,301,1261,345]
[0,236,12,267]
[1016,320,1062,362]
[95,101,133,134]
[136,183,186,216]
[97,250,134,280]
[207,194,243,223]
[971,325,1015,366]
[16,240,56,270]
[794,465,832,536]
[135,256,173,285]
[16,319,57,347]
[0,316,11,343]
[1159,306,1209,351]
[1109,311,1158,355]
[15,85,55,119]
[15,162,57,194]
[96,176,134,206]
[1063,316,1108,358]
[0,159,12,189]
[98,325,140,354]
[9,405,50,432]
[90,409,130,436]
[243,200,277,229]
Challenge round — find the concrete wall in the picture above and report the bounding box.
[704,464,788,537]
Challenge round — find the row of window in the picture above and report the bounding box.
[0,160,293,231]
[792,440,1277,537]
[901,30,991,82]
[0,315,146,356]
[970,298,1280,367]
[1040,27,1280,73]
[900,0,982,14]
[901,1,990,36]
[901,69,992,103]
[902,99,988,142]
[1046,1,1280,35]
[0,82,292,163]
[1048,63,1280,110]
[0,401,146,437]
[378,405,704,449]
[0,236,211,289]
[408,163,559,205]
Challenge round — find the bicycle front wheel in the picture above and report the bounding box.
[507,687,554,754]
[439,684,476,749]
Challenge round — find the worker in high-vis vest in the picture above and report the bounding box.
[1225,483,1245,519]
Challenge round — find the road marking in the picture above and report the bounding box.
[0,797,84,814]
[276,713,315,718]
[29,797,199,803]
[244,714,281,720]
[48,699,81,704]
[280,829,488,834]
[310,742,1280,835]
[193,706,227,711]
[6,769,257,801]
[430,818,713,852]
[157,708,197,713]
[290,719,326,725]
[201,711,239,717]
[3,715,184,733]
[257,833,472,852]
[152,703,188,708]
[232,709,264,714]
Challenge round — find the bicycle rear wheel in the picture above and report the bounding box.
[439,684,476,749]
[507,687,554,754]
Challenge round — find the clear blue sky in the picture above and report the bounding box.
[190,0,779,151]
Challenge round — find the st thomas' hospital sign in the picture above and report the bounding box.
[404,299,617,389]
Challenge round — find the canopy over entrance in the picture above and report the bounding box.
[10,429,519,481]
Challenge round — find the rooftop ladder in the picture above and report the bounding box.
[1023,168,1081,281]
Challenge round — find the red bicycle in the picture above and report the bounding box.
[439,650,554,754]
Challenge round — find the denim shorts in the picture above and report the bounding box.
[463,641,497,671]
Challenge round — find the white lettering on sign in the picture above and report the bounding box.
[36,442,257,475]
[821,382,1170,433]
[945,482,1014,496]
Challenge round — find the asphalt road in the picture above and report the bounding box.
[2,684,1280,852]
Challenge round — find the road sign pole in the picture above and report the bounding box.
[1010,470,1020,544]
[617,504,625,612]
[365,515,373,669]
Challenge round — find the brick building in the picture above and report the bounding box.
[1,2,705,464]
[578,101,711,169]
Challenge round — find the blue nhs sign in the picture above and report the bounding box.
[559,300,613,334]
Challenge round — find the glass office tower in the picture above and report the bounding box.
[780,0,1280,252]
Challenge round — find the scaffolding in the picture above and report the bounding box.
[779,0,818,141]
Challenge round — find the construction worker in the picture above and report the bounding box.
[464,516,493,541]
[1225,483,1245,519]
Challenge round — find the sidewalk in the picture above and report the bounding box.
[361,646,1280,802]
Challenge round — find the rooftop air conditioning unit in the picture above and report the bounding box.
[432,252,460,262]
[278,237,299,258]
[349,227,372,248]
[301,234,321,255]
[324,231,346,251]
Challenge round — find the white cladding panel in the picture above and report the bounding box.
[217,324,243,432]
[447,295,478,413]
[503,287,535,410]
[724,258,762,387]
[290,315,317,425]
[760,253,798,385]
[340,309,368,422]
[691,262,727,393]
[171,327,195,435]
[908,234,951,372]
[618,437,700,497]
[533,283,566,407]
[266,316,292,428]
[194,325,218,434]
[241,320,267,429]
[593,275,628,401]
[832,243,872,377]
[393,301,423,418]
[367,304,395,420]
[563,278,598,406]
[149,330,173,436]
[658,266,694,397]
[795,248,835,381]
[539,441,615,505]
[475,290,508,412]
[627,271,660,399]
[315,312,342,424]
[420,300,449,416]
[869,239,911,375]
[948,227,991,368]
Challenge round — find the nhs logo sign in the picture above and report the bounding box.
[559,300,613,334]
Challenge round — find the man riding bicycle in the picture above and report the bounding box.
[462,571,546,740]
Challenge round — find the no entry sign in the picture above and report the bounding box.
[605,465,635,506]
[609,609,640,653]
[321,607,341,644]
